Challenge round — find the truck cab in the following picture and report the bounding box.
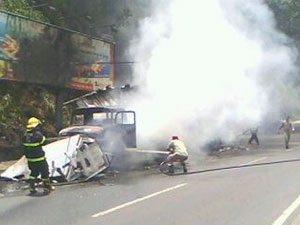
[59,106,137,153]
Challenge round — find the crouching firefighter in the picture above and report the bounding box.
[166,136,189,173]
[23,117,55,194]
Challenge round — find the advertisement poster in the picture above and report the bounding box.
[0,10,114,91]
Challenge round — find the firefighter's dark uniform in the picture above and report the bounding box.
[23,117,54,194]
[248,127,259,145]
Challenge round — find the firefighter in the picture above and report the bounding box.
[23,117,55,194]
[166,136,188,173]
[243,127,259,145]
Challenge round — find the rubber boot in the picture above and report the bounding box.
[43,179,55,194]
[28,179,37,194]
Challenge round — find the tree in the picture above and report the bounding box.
[0,0,48,21]
[266,0,300,46]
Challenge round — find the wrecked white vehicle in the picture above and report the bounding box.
[1,85,165,183]
[0,134,110,182]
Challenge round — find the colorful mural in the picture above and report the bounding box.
[0,10,114,91]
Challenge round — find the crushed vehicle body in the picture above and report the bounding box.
[0,134,110,182]
[58,105,168,169]
[59,85,169,168]
[58,106,138,170]
[59,106,136,150]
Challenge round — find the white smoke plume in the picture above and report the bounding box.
[127,0,299,152]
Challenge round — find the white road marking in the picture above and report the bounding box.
[91,183,188,218]
[272,194,300,225]
[241,157,300,225]
[241,157,267,166]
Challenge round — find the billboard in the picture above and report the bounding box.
[0,10,114,91]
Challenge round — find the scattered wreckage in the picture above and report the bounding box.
[0,134,111,182]
[203,138,249,155]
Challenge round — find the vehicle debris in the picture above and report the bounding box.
[0,134,110,182]
[0,85,167,184]
[203,138,249,155]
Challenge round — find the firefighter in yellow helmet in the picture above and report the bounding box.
[22,117,55,194]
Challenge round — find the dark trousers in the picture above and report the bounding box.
[28,160,50,180]
[248,134,259,145]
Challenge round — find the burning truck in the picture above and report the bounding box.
[0,85,166,182]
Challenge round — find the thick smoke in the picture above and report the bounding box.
[127,0,299,152]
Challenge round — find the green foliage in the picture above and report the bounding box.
[266,0,300,42]
[0,0,49,22]
[0,82,57,145]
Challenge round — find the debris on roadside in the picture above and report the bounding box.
[0,134,110,183]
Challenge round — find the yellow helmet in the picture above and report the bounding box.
[27,117,41,129]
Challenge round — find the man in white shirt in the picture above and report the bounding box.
[278,116,295,149]
[166,136,188,173]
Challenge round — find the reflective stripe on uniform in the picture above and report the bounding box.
[27,156,46,162]
[23,136,46,147]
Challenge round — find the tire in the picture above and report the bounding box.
[159,161,171,174]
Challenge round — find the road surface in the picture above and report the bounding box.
[1,133,300,225]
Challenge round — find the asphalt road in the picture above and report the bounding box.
[2,133,300,225]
